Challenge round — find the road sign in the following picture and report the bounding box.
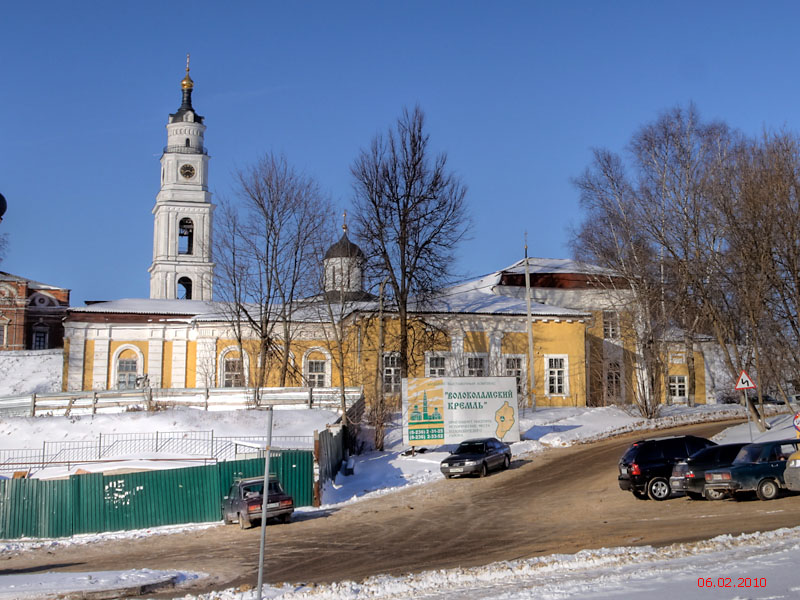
[794,412,800,433]
[735,370,756,390]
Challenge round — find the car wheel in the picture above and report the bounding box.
[280,513,291,524]
[223,512,232,525]
[503,455,510,470]
[443,473,452,479]
[756,479,780,501]
[647,477,670,501]
[704,488,726,501]
[479,463,488,478]
[239,513,251,529]
[632,489,648,500]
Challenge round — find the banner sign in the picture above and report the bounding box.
[402,377,520,446]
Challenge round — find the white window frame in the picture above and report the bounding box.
[464,353,488,377]
[669,375,687,401]
[0,319,7,348]
[605,360,622,402]
[111,344,145,391]
[602,311,620,340]
[545,354,569,396]
[302,347,332,389]
[383,352,402,394]
[503,354,526,394]
[306,359,327,388]
[424,352,449,377]
[219,346,249,388]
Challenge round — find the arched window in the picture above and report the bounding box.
[184,138,190,147]
[177,277,193,300]
[303,349,331,388]
[178,218,194,255]
[220,347,247,387]
[117,352,138,390]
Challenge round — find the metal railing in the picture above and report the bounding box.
[163,145,206,154]
[0,430,315,475]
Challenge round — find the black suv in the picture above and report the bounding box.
[618,435,716,500]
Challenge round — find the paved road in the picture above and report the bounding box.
[5,420,800,598]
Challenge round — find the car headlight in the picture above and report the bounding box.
[463,460,479,466]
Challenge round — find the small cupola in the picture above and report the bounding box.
[323,215,370,301]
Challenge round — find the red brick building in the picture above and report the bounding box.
[0,272,70,350]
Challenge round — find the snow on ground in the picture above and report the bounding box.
[0,350,62,396]
[2,352,800,598]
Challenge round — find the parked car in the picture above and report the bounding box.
[704,439,800,501]
[618,435,717,500]
[784,449,800,492]
[670,443,748,500]
[440,437,511,478]
[221,476,294,529]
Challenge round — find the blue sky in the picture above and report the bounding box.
[2,1,800,306]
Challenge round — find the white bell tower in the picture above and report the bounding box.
[149,55,214,301]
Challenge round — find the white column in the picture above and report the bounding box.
[489,332,502,377]
[172,340,187,388]
[66,331,86,391]
[92,335,111,390]
[148,336,164,388]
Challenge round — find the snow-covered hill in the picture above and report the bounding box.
[0,350,62,396]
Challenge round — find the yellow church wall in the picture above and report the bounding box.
[664,348,707,405]
[531,320,586,407]
[186,341,197,388]
[501,332,528,355]
[82,339,94,391]
[463,331,488,354]
[62,340,70,392]
[162,341,173,389]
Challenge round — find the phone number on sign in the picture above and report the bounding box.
[698,577,766,588]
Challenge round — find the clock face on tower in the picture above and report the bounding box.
[180,164,196,179]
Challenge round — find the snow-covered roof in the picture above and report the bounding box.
[69,298,219,316]
[0,271,68,291]
[413,272,590,318]
[499,257,618,277]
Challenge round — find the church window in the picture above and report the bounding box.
[178,218,194,255]
[32,326,49,350]
[426,355,446,377]
[117,358,137,390]
[504,356,524,394]
[605,360,622,402]
[603,311,620,340]
[467,356,486,377]
[306,360,326,387]
[383,353,402,394]
[184,138,190,147]
[0,323,5,347]
[546,355,568,395]
[178,277,193,300]
[223,357,244,387]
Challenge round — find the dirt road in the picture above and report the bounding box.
[4,420,800,597]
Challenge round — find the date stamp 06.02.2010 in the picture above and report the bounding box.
[698,577,766,589]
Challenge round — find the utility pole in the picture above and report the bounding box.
[523,236,536,411]
[256,406,274,600]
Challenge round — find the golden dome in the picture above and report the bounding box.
[181,53,194,90]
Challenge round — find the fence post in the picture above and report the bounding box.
[98,433,102,459]
[204,388,209,411]
[92,392,97,415]
[30,393,36,417]
[155,431,159,453]
[308,387,313,408]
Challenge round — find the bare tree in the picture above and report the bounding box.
[350,105,470,379]
[215,153,331,395]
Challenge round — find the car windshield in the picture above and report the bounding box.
[455,442,486,454]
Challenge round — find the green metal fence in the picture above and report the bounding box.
[0,450,313,539]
